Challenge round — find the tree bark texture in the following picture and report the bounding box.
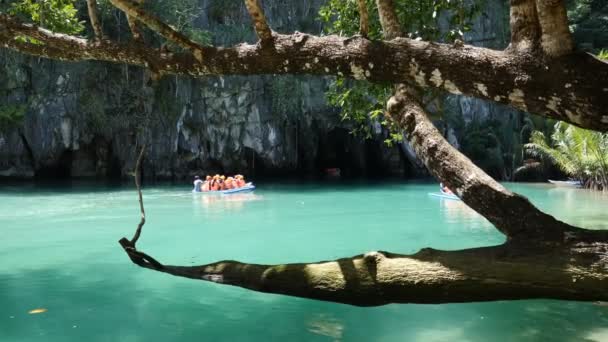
[86,0,105,40]
[375,0,403,39]
[357,0,370,38]
[244,0,273,42]
[109,0,204,61]
[508,0,541,52]
[119,238,608,306]
[535,0,574,57]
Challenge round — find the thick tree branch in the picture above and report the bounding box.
[1,16,607,131]
[118,240,608,306]
[244,0,273,43]
[375,0,402,39]
[508,0,541,52]
[386,85,589,241]
[357,0,369,38]
[109,0,204,61]
[86,0,105,41]
[535,0,573,57]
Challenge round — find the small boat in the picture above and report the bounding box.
[193,182,256,194]
[548,180,582,188]
[428,192,460,200]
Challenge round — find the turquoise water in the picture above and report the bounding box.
[1,182,608,341]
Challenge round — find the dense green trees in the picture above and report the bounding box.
[526,122,608,190]
[319,0,480,143]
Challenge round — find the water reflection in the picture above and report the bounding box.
[547,187,608,230]
[306,313,344,340]
[439,198,491,230]
[192,193,262,213]
[3,183,608,341]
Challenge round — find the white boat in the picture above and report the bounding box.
[548,180,582,188]
[428,192,460,200]
[193,182,256,194]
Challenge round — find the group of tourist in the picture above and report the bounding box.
[440,182,454,195]
[193,174,247,192]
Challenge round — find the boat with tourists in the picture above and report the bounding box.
[428,192,460,200]
[548,179,583,188]
[192,174,255,194]
[195,182,256,194]
[428,183,461,200]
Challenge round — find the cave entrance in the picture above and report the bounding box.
[243,147,269,179]
[316,128,409,178]
[316,128,366,178]
[35,150,73,179]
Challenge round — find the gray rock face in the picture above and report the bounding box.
[0,0,509,180]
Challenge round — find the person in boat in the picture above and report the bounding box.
[193,175,203,192]
[225,176,235,189]
[202,175,211,192]
[210,175,220,191]
[235,174,246,188]
[440,182,453,195]
[217,175,226,190]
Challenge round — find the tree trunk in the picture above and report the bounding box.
[119,237,608,306]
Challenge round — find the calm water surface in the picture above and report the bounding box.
[1,182,608,341]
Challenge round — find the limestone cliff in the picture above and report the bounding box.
[0,0,525,180]
[0,0,414,179]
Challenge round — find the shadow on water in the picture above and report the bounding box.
[2,182,608,341]
[2,263,608,342]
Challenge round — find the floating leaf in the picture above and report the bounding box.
[28,308,47,314]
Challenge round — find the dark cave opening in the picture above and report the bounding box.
[35,150,73,179]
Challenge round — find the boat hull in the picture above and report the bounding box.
[193,183,256,194]
[428,192,460,200]
[548,180,582,188]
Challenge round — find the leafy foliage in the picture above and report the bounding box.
[326,78,392,140]
[319,0,482,142]
[0,105,26,132]
[567,0,608,52]
[93,0,211,46]
[147,0,212,46]
[525,122,608,190]
[9,0,84,35]
[319,0,480,41]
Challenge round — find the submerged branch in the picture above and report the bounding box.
[130,145,146,245]
[118,145,165,271]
